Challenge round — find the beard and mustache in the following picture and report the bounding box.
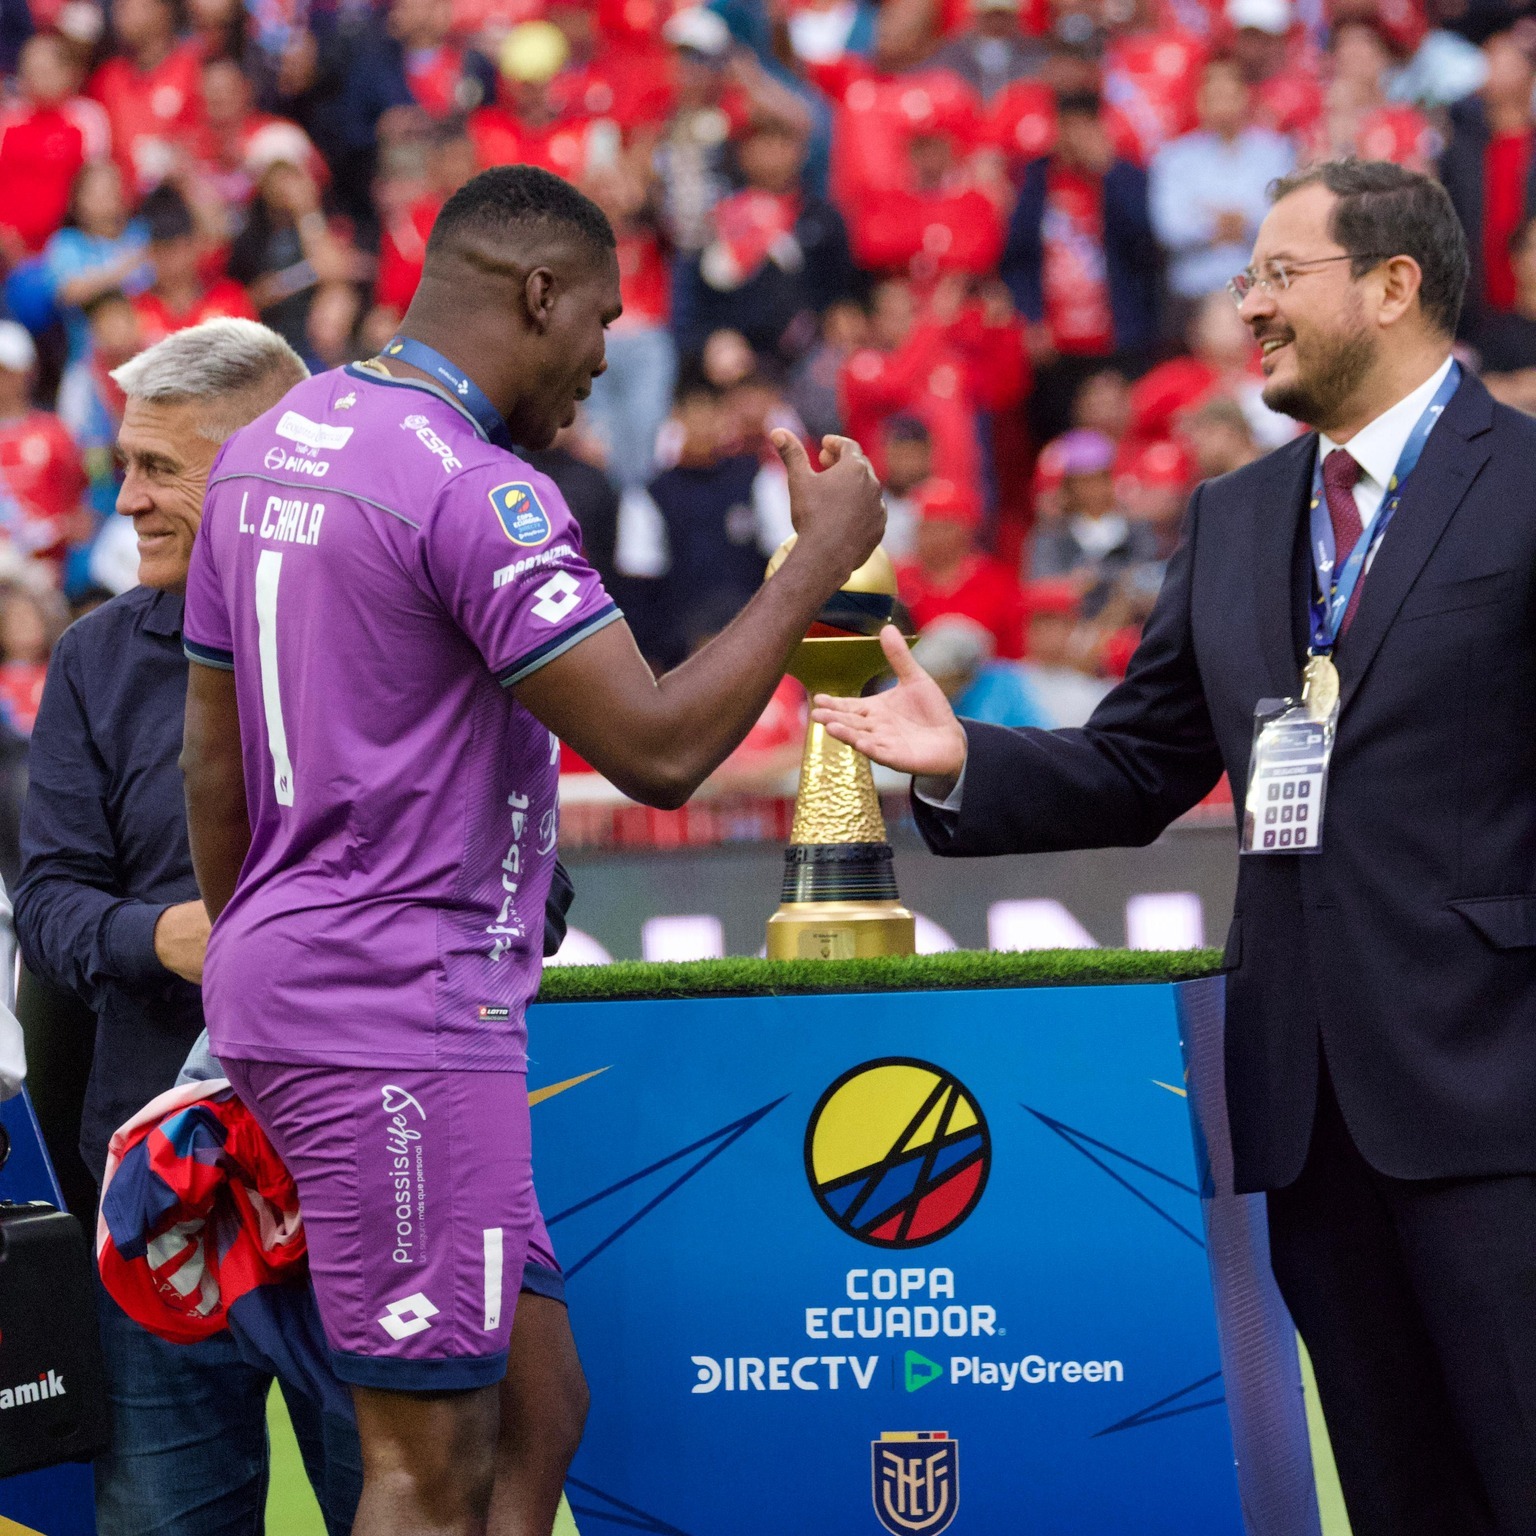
[1257,295,1379,433]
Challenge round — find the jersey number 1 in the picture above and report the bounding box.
[255,549,296,807]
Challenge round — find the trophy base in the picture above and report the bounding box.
[766,900,916,961]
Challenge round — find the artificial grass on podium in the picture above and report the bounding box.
[536,947,1224,1005]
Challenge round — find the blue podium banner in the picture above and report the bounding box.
[0,1091,97,1536]
[528,978,1315,1536]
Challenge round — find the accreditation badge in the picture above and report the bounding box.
[1240,691,1335,855]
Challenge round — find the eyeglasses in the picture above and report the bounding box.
[1227,253,1390,306]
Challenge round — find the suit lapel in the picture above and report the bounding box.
[1336,373,1494,715]
[1251,434,1314,697]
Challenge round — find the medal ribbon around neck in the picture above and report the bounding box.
[1306,360,1460,657]
[381,336,516,452]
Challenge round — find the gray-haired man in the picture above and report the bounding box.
[12,319,363,1536]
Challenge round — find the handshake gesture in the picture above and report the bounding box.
[810,625,969,791]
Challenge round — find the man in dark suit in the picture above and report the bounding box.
[813,159,1536,1535]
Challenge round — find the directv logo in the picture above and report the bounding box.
[0,1369,65,1410]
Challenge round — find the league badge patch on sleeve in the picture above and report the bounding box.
[489,482,553,547]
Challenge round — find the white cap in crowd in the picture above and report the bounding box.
[1226,0,1292,33]
[0,322,37,376]
[663,7,731,57]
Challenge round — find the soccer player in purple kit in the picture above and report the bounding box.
[178,165,886,1536]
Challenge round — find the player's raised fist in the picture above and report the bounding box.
[772,429,886,585]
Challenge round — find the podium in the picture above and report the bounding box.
[3,949,1325,1535]
[529,950,1322,1536]
[0,1091,96,1536]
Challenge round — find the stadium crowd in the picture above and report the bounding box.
[0,0,1528,805]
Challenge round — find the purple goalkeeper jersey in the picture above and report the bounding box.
[183,365,620,1069]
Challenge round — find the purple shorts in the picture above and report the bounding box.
[224,1060,561,1392]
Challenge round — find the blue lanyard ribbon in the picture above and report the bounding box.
[1308,361,1460,653]
[381,336,515,452]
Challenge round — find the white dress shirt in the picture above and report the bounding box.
[916,353,1458,814]
[1317,354,1455,538]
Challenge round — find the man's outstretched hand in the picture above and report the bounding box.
[810,625,969,789]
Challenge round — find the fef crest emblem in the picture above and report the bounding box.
[872,1432,958,1535]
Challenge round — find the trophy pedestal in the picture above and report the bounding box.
[765,803,915,962]
[765,900,915,960]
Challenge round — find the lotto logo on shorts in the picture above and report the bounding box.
[378,1292,440,1341]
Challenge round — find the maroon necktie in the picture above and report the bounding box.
[1321,449,1366,633]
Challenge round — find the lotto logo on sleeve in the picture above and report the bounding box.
[532,572,582,625]
[489,482,553,547]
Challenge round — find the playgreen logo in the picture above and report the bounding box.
[905,1350,943,1393]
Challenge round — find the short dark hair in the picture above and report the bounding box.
[883,413,931,444]
[1055,90,1102,119]
[427,164,615,264]
[1267,159,1468,337]
[141,183,194,242]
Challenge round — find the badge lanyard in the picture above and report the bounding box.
[1307,362,1460,652]
[381,336,516,453]
[1244,360,1459,856]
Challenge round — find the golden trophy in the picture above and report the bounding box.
[764,538,916,960]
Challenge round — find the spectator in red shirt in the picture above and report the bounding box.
[840,276,980,488]
[845,98,1008,280]
[0,322,92,575]
[191,56,328,212]
[1225,0,1321,138]
[0,33,111,258]
[131,183,256,345]
[1129,289,1295,448]
[470,20,608,180]
[388,0,496,119]
[87,0,207,195]
[1003,89,1159,441]
[682,117,859,359]
[0,579,65,735]
[542,0,674,136]
[1304,19,1439,173]
[1441,28,1536,341]
[1101,0,1205,165]
[897,476,1027,658]
[363,122,476,353]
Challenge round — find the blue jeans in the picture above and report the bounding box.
[584,325,677,492]
[94,1280,362,1536]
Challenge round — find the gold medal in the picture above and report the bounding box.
[1302,654,1340,721]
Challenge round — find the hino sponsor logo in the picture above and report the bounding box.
[263,446,330,477]
[0,1370,66,1410]
[402,417,463,473]
[276,410,353,450]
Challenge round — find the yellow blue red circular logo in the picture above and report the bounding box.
[804,1058,990,1249]
[489,480,551,546]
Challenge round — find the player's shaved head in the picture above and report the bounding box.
[401,165,623,452]
[419,164,615,292]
